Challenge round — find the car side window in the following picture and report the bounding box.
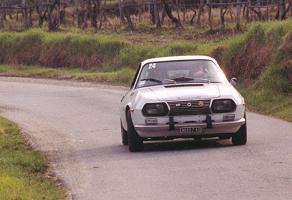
[130,64,141,89]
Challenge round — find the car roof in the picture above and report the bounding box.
[141,55,217,66]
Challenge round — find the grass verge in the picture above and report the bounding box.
[0,117,66,200]
[0,65,135,86]
[239,87,292,122]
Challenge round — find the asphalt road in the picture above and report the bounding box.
[0,77,291,200]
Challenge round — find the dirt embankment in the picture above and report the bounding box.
[214,25,292,93]
[228,38,273,84]
[280,32,292,85]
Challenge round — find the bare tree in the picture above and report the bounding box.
[197,0,205,25]
[162,0,181,27]
[35,1,48,27]
[219,0,228,29]
[47,0,61,31]
[75,0,87,28]
[0,0,292,32]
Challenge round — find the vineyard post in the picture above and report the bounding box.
[176,0,181,24]
[219,0,225,28]
[0,1,3,28]
[22,0,28,29]
[236,0,241,30]
[154,0,161,28]
[207,0,213,30]
[119,0,126,24]
[279,0,285,19]
[57,0,61,27]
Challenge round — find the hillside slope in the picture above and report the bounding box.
[219,21,292,121]
[0,20,291,121]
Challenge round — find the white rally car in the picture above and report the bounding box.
[120,56,247,152]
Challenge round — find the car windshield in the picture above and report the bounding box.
[136,60,227,88]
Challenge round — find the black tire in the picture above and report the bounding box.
[126,110,143,152]
[232,114,247,145]
[121,121,128,146]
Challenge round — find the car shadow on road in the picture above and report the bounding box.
[65,139,235,164]
[142,139,233,152]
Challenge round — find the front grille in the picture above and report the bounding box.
[167,100,211,116]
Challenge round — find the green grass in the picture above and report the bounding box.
[0,117,66,200]
[239,87,292,122]
[0,29,126,69]
[0,65,135,85]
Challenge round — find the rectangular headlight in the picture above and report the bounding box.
[211,99,236,113]
[142,103,169,116]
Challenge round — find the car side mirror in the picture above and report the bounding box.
[230,77,237,86]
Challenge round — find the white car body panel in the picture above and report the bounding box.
[120,56,245,139]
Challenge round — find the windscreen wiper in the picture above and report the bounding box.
[172,77,214,83]
[171,77,194,82]
[163,79,176,84]
[140,78,162,83]
[193,78,210,83]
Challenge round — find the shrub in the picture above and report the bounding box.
[166,42,197,56]
[0,30,125,69]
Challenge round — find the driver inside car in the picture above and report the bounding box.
[192,64,209,78]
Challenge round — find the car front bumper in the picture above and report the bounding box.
[134,118,245,138]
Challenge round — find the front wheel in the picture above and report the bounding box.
[121,121,128,146]
[232,114,247,145]
[126,110,143,152]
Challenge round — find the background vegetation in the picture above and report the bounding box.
[0,117,66,200]
[0,19,291,121]
[221,20,292,121]
[0,0,291,31]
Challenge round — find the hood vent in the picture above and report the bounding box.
[164,83,204,88]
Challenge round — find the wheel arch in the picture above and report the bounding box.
[122,105,131,131]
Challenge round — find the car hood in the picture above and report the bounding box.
[138,83,226,101]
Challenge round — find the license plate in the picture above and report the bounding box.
[179,127,202,134]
